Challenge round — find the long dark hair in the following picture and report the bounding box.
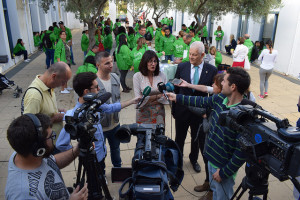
[17,39,23,46]
[266,40,273,54]
[138,50,160,76]
[128,27,135,36]
[118,26,126,35]
[104,27,111,36]
[118,34,128,53]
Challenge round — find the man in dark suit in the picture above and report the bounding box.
[172,41,217,172]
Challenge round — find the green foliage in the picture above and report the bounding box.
[174,0,281,32]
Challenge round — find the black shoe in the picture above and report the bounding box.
[191,161,201,173]
[127,87,132,90]
[72,62,76,65]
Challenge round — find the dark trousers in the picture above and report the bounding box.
[169,25,173,34]
[120,70,129,90]
[70,45,74,63]
[225,45,233,55]
[198,127,209,182]
[175,117,202,163]
[45,49,55,68]
[15,50,28,60]
[201,37,208,44]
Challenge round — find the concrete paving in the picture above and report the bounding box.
[0,29,298,200]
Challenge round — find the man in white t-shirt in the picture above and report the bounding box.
[95,51,122,167]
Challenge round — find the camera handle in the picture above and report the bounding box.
[290,176,300,194]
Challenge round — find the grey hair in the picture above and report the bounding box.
[190,41,205,55]
[47,61,68,77]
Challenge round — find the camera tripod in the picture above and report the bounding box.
[75,142,113,200]
[231,163,269,200]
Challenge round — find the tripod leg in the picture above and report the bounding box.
[231,183,243,200]
[236,188,247,200]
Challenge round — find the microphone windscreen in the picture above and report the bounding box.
[241,99,256,108]
[142,86,152,96]
[157,82,166,93]
[98,92,112,103]
[166,82,175,92]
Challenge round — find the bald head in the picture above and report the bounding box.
[45,62,72,88]
[244,34,250,39]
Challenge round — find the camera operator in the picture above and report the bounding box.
[56,72,139,197]
[5,113,88,200]
[167,67,251,200]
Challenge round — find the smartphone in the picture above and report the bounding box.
[172,78,183,85]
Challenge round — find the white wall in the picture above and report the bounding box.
[6,0,21,46]
[248,17,261,42]
[274,0,300,77]
[0,0,15,73]
[29,0,41,32]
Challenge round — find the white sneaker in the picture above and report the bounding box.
[27,58,31,61]
[66,87,73,91]
[61,89,70,94]
[24,59,30,62]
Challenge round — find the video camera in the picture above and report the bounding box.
[114,120,184,200]
[64,92,113,200]
[65,92,111,140]
[219,101,300,191]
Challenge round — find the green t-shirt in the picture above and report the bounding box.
[173,38,187,58]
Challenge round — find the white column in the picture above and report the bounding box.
[29,0,41,32]
[0,0,14,72]
[109,0,117,24]
[6,0,21,46]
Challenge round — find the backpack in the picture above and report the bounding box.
[21,87,43,115]
[42,33,53,49]
[145,31,153,41]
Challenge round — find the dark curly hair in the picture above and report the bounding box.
[138,50,160,76]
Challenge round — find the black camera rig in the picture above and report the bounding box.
[219,103,300,199]
[115,122,184,200]
[65,92,113,200]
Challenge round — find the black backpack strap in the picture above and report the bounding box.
[21,87,43,115]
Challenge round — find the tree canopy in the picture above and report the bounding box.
[174,0,281,33]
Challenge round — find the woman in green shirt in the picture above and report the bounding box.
[54,31,72,94]
[116,34,132,93]
[81,30,89,57]
[127,27,135,50]
[130,37,148,73]
[214,26,224,51]
[146,21,154,39]
[103,27,113,53]
[13,39,30,62]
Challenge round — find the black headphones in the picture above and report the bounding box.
[24,113,46,157]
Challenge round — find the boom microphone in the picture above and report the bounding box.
[136,86,151,109]
[88,92,112,111]
[241,99,263,110]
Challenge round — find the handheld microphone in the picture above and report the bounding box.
[88,92,112,111]
[157,82,169,101]
[165,82,175,92]
[136,86,151,109]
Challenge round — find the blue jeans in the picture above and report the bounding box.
[165,55,174,61]
[208,163,235,200]
[103,124,122,167]
[45,49,55,68]
[169,26,173,34]
[70,45,74,63]
[216,40,222,51]
[83,51,87,57]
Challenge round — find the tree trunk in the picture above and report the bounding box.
[88,21,96,51]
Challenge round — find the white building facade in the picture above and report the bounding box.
[0,0,81,73]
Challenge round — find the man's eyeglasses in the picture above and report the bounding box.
[46,131,56,140]
[90,85,99,90]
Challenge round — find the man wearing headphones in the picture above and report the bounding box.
[5,113,88,200]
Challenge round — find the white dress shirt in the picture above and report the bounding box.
[190,61,204,84]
